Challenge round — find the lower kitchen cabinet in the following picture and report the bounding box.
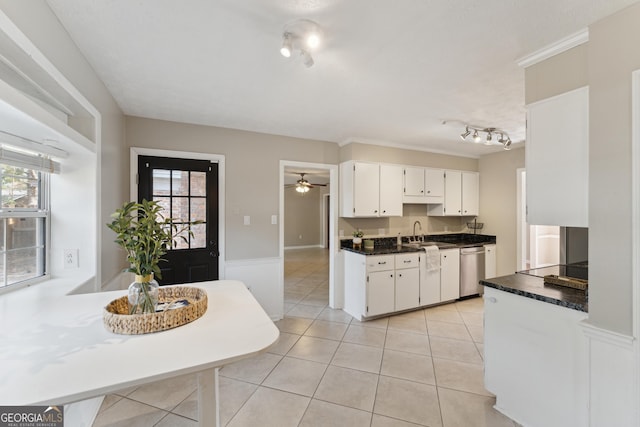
[395,264,420,311]
[440,248,460,301]
[343,251,420,319]
[367,270,395,316]
[484,244,497,279]
[484,287,588,427]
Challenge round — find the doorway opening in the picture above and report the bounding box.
[280,161,338,317]
[517,169,560,270]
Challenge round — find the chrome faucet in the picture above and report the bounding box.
[413,221,423,241]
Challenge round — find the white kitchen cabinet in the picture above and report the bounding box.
[379,164,404,216]
[526,86,588,227]
[343,251,421,319]
[484,244,497,279]
[394,253,420,311]
[367,270,396,316]
[440,248,460,301]
[403,167,444,204]
[403,167,425,197]
[427,170,478,216]
[484,287,588,427]
[461,171,479,216]
[340,161,402,217]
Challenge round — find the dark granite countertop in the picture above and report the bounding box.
[341,243,423,256]
[481,273,588,313]
[341,233,496,255]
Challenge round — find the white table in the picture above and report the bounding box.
[0,280,279,426]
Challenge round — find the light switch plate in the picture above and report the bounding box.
[243,216,250,225]
[271,215,277,225]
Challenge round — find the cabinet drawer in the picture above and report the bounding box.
[395,253,420,269]
[366,255,395,272]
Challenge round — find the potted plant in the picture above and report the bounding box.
[107,200,192,314]
[352,229,364,249]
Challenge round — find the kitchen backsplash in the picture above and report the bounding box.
[339,204,472,239]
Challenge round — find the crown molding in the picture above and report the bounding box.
[340,137,483,159]
[517,28,589,69]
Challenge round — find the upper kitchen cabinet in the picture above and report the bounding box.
[403,167,445,204]
[526,87,588,227]
[340,161,403,217]
[428,170,479,216]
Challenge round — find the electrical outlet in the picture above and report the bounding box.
[64,249,78,269]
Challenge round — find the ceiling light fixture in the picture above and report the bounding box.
[279,19,322,68]
[280,32,292,58]
[460,125,512,150]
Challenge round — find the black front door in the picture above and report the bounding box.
[138,155,219,285]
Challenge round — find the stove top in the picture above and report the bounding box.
[518,263,588,281]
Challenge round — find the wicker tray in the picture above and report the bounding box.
[103,286,208,335]
[543,275,588,291]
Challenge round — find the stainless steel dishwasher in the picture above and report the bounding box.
[460,246,485,297]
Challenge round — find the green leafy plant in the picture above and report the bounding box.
[107,199,192,279]
[352,229,364,238]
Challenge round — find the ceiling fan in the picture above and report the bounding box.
[285,173,327,193]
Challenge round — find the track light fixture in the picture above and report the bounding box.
[279,19,322,67]
[461,125,512,150]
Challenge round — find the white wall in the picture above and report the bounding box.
[0,0,127,288]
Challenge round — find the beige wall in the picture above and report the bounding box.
[525,44,589,104]
[587,3,640,335]
[284,186,323,247]
[0,1,127,287]
[126,116,340,260]
[479,147,525,276]
[523,2,640,335]
[341,142,479,171]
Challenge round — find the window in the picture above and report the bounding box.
[0,164,49,288]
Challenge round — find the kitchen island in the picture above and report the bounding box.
[481,272,588,427]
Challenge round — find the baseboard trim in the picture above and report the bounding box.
[580,321,635,348]
[284,244,324,250]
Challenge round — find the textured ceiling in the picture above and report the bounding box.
[47,0,638,158]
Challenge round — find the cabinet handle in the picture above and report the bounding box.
[404,260,411,263]
[427,190,431,194]
[378,261,386,265]
[383,210,386,213]
[374,210,378,213]
[420,190,424,193]
[399,273,402,277]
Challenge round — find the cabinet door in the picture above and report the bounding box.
[440,248,460,301]
[424,168,444,198]
[443,170,462,216]
[353,162,380,217]
[367,271,395,316]
[462,172,479,216]
[526,87,588,227]
[379,164,403,217]
[484,244,497,279]
[403,167,425,196]
[395,268,420,311]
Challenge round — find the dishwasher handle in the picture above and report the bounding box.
[460,247,485,255]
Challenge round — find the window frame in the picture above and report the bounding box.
[0,167,51,291]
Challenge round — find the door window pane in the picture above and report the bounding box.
[154,197,171,219]
[190,198,206,222]
[152,169,171,196]
[172,170,188,196]
[172,197,190,222]
[191,223,206,248]
[172,227,190,250]
[190,171,206,196]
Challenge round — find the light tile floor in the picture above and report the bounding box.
[92,248,518,427]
